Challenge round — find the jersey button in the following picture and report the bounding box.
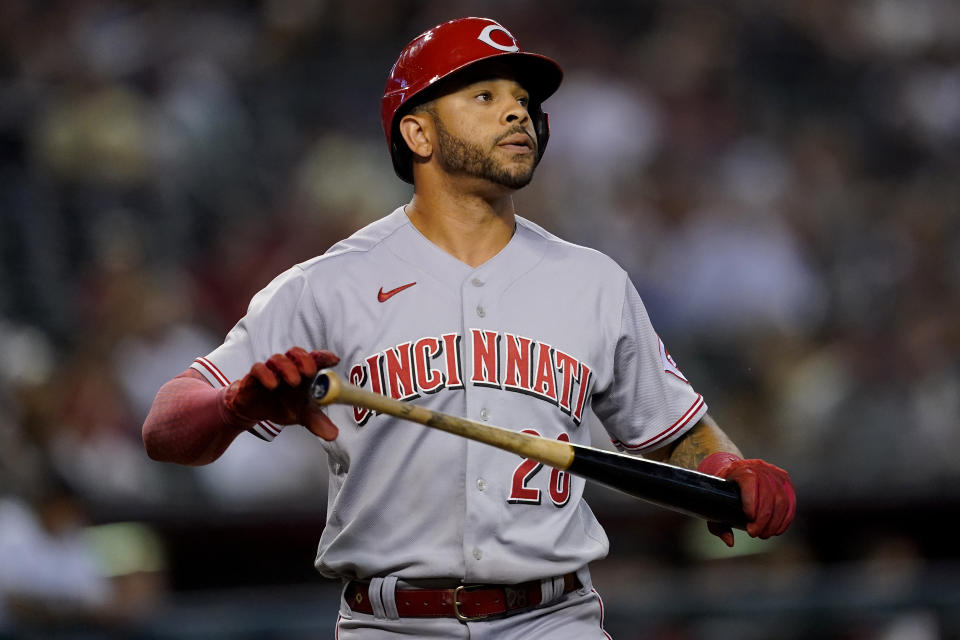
[476,304,486,318]
[473,548,483,560]
[479,408,489,421]
[471,278,484,287]
[477,478,487,491]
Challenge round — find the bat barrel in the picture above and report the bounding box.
[569,445,747,528]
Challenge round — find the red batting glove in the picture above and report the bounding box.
[697,452,796,547]
[223,347,340,440]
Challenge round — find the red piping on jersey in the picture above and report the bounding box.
[195,357,229,386]
[592,588,613,640]
[193,357,280,436]
[611,393,705,452]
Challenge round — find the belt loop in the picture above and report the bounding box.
[540,574,564,605]
[381,576,400,620]
[552,575,565,601]
[368,577,387,619]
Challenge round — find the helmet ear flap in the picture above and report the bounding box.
[533,107,550,160]
[391,137,414,185]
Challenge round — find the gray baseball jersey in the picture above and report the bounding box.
[190,207,706,584]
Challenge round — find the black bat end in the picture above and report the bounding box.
[569,445,747,528]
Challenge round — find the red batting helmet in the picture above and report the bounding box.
[382,17,563,184]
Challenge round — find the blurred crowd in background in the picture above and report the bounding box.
[1,0,959,638]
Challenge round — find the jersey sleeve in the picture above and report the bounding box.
[190,265,324,441]
[592,279,707,454]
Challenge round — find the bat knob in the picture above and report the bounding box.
[311,371,331,402]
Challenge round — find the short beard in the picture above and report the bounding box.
[432,116,537,190]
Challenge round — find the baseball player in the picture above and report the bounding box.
[142,17,796,639]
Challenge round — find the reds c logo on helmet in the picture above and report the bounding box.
[477,24,521,52]
[381,17,564,184]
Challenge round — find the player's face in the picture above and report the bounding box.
[430,77,539,190]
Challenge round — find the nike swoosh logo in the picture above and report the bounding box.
[378,281,417,303]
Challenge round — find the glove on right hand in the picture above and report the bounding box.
[697,452,796,547]
[223,347,340,440]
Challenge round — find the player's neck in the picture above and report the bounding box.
[405,190,516,268]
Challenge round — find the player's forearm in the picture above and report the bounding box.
[647,413,743,470]
[141,370,248,466]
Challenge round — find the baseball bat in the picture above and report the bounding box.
[310,370,746,528]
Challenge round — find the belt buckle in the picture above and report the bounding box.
[453,584,497,622]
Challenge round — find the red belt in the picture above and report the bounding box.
[344,573,581,622]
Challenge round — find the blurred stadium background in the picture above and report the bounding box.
[1,0,959,638]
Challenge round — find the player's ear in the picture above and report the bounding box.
[398,111,434,160]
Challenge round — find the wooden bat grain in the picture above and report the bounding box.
[310,370,745,527]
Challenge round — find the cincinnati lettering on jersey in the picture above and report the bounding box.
[348,329,593,427]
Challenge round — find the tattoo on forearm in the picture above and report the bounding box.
[667,416,741,470]
[670,430,712,470]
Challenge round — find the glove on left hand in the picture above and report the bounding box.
[223,347,340,440]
